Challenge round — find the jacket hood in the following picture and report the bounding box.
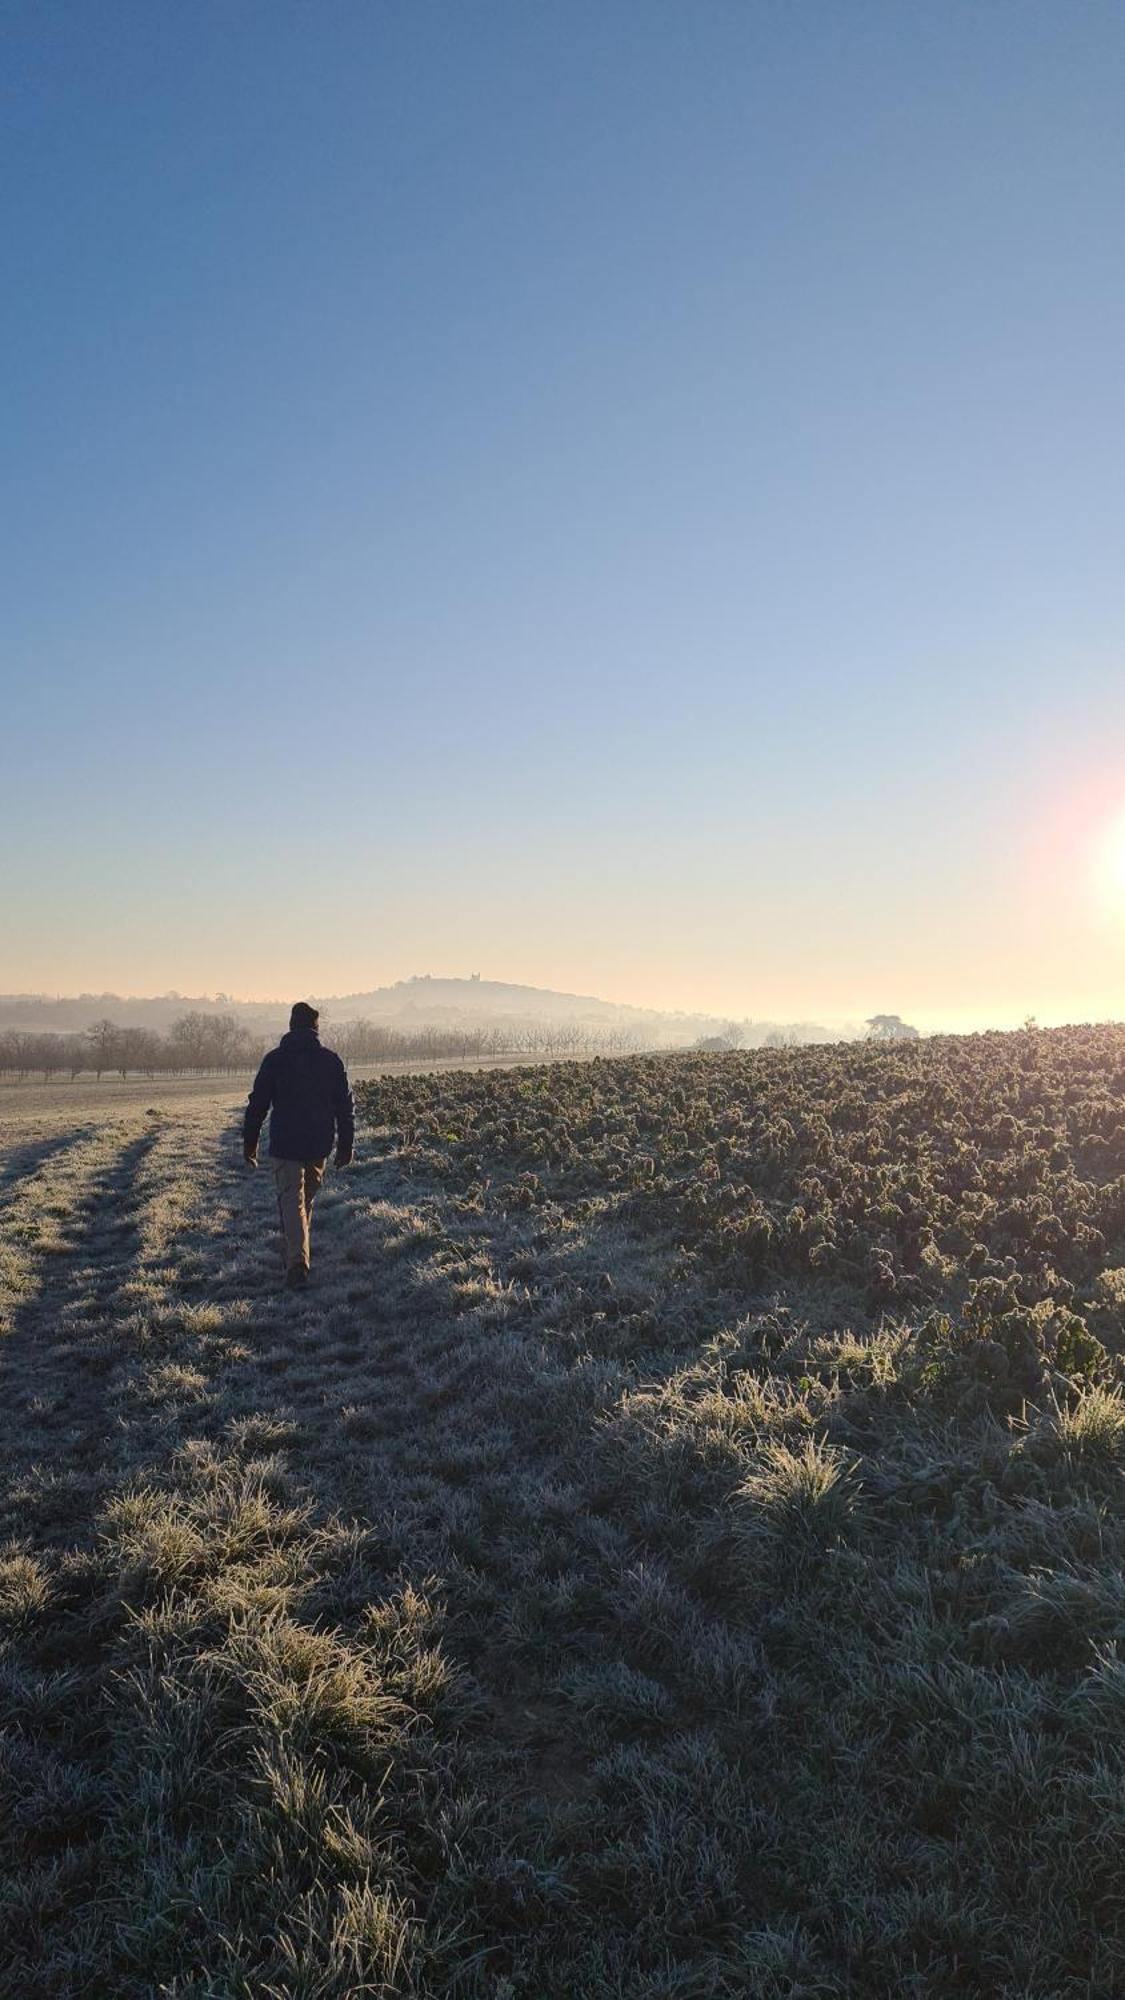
[279,1027,320,1050]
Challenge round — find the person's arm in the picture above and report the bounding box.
[243,1053,275,1165]
[333,1057,355,1167]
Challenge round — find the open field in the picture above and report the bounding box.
[0,1054,591,1131]
[1,1029,1123,1996]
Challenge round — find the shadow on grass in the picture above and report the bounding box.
[0,1126,95,1204]
[3,1104,1121,1998]
[0,1127,163,1542]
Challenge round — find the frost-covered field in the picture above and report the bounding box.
[0,1051,569,1131]
[1,1033,1123,1997]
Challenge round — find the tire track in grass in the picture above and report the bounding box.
[0,1111,481,1997]
[0,1123,140,1339]
[207,1152,620,1954]
[0,1107,306,1996]
[311,1163,681,1766]
[0,1124,164,1542]
[109,1136,613,1801]
[0,1128,94,1203]
[322,1150,824,1926]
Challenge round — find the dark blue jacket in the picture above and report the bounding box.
[243,1028,355,1162]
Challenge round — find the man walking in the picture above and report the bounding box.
[243,1002,354,1288]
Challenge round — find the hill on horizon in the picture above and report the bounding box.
[0,975,842,1049]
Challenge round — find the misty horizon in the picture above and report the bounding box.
[1,969,1123,1042]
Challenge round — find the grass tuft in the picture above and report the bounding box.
[733,1437,862,1547]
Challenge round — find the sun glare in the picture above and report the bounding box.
[1094,807,1125,916]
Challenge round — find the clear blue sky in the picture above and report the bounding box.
[4,1,1125,1026]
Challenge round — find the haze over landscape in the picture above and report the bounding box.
[5,3,1125,1030]
[0,973,849,1059]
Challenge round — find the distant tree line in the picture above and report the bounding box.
[0,1013,263,1081]
[691,1015,926,1053]
[0,1011,646,1081]
[329,1018,644,1063]
[694,1023,830,1052]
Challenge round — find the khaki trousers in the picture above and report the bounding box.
[274,1159,326,1273]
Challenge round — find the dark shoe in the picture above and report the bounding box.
[286,1265,309,1290]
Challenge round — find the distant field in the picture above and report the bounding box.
[1,1030,1123,1996]
[0,1051,585,1129]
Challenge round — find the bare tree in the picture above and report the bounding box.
[87,1019,122,1079]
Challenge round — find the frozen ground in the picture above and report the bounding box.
[0,1046,1122,1997]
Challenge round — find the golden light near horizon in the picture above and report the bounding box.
[1093,804,1125,922]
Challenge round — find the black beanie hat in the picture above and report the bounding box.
[290,1001,319,1033]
